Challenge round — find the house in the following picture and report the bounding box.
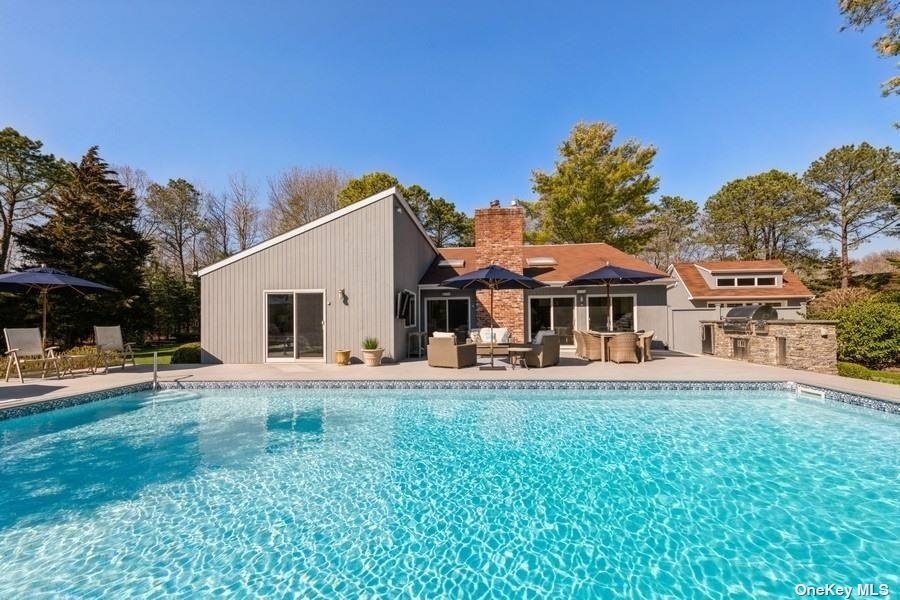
[196,189,672,364]
[665,260,814,355]
[197,188,435,364]
[668,260,814,312]
[419,202,671,349]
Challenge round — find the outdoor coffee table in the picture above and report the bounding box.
[507,346,533,370]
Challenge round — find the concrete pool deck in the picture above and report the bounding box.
[1,351,897,409]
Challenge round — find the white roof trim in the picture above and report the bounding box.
[197,187,434,277]
[695,264,785,275]
[668,265,694,300]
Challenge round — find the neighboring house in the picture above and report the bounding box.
[196,190,672,364]
[666,260,814,355]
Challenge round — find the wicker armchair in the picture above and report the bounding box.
[582,331,606,361]
[573,330,585,359]
[427,336,477,368]
[525,334,560,368]
[639,330,655,361]
[607,332,640,364]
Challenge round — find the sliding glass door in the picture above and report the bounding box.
[529,297,575,345]
[266,294,294,359]
[295,293,324,358]
[426,298,470,342]
[266,291,325,361]
[587,296,636,332]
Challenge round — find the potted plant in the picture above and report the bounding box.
[361,337,383,366]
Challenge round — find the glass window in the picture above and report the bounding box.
[530,297,552,334]
[587,296,635,332]
[295,293,324,358]
[757,277,776,286]
[717,278,735,287]
[406,295,416,327]
[427,298,470,342]
[737,277,755,286]
[529,297,575,344]
[397,291,416,327]
[266,294,294,359]
[447,299,469,342]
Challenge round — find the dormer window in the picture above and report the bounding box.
[716,275,778,287]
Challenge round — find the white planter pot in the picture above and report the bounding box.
[362,348,384,367]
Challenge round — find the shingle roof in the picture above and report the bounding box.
[420,243,668,285]
[670,260,813,299]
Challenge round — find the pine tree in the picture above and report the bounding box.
[16,147,151,345]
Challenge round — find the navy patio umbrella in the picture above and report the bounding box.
[442,264,547,370]
[0,266,116,344]
[566,262,666,332]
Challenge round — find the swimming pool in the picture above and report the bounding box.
[0,385,897,597]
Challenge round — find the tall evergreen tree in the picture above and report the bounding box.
[531,122,659,252]
[16,147,151,345]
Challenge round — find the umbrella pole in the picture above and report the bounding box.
[607,282,612,332]
[42,290,48,347]
[490,286,495,369]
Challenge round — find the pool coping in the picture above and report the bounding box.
[0,379,897,421]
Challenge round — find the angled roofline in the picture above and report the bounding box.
[667,264,695,300]
[693,262,787,275]
[691,294,813,300]
[196,187,435,277]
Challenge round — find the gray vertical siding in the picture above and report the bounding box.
[391,203,438,358]
[201,196,401,364]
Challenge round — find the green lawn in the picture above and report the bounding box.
[838,362,900,386]
[133,344,181,365]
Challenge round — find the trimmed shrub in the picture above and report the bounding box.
[170,342,201,364]
[807,287,872,318]
[837,362,873,381]
[834,302,900,369]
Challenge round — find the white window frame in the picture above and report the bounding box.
[706,300,787,308]
[716,275,780,288]
[586,293,638,332]
[527,295,578,346]
[263,289,326,363]
[397,289,417,328]
[424,296,471,334]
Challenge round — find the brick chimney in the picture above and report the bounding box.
[474,203,526,342]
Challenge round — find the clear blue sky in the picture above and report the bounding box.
[1,1,897,254]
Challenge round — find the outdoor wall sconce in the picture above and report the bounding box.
[338,288,349,305]
[576,289,586,305]
[441,291,451,297]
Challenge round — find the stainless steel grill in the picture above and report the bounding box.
[722,305,779,335]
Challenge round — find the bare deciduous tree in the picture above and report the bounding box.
[853,249,900,275]
[265,167,349,236]
[201,191,230,265]
[115,165,157,239]
[146,178,204,281]
[227,174,260,251]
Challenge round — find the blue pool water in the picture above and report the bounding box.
[0,387,898,598]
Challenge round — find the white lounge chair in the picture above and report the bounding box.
[4,327,63,383]
[94,326,136,373]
